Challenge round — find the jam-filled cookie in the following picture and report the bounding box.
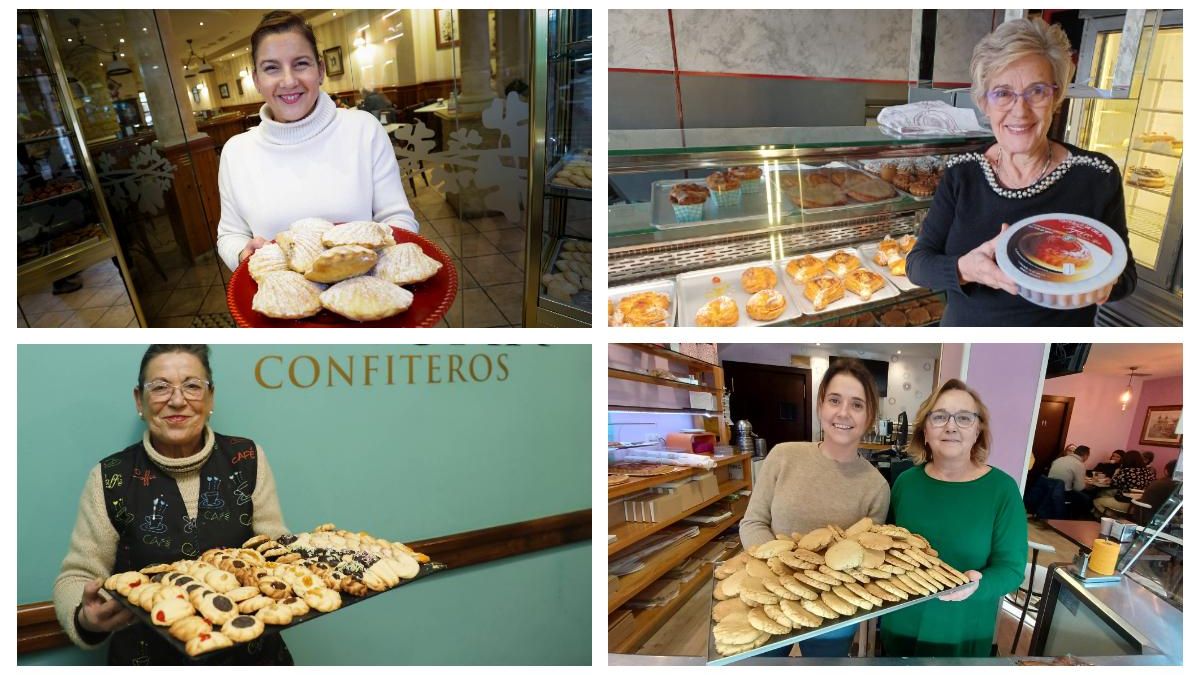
[150,597,195,626]
[277,597,310,617]
[258,576,291,600]
[168,615,213,643]
[115,571,150,597]
[185,631,233,657]
[220,614,265,643]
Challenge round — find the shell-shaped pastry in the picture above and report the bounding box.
[252,271,323,319]
[372,243,443,285]
[320,276,414,321]
[288,217,335,235]
[278,229,324,274]
[247,243,289,282]
[322,221,392,249]
[304,245,379,283]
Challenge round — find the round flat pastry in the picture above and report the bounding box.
[277,229,324,274]
[185,631,233,657]
[777,550,816,571]
[750,539,795,559]
[794,572,830,592]
[372,243,444,285]
[226,585,261,603]
[779,599,823,629]
[761,575,800,601]
[242,534,272,549]
[320,276,414,321]
[303,587,342,612]
[804,569,841,587]
[800,598,839,620]
[248,243,290,282]
[832,584,873,611]
[253,271,323,319]
[843,582,882,608]
[257,602,293,625]
[304,245,379,283]
[766,557,788,576]
[221,614,265,642]
[845,569,872,584]
[169,615,213,643]
[778,574,819,600]
[875,579,909,600]
[859,567,892,580]
[926,567,957,589]
[322,221,392,249]
[288,217,335,235]
[843,517,875,538]
[761,603,793,630]
[278,596,310,618]
[151,597,195,626]
[239,595,274,614]
[258,576,291,600]
[859,548,886,569]
[719,570,749,598]
[855,532,895,551]
[818,565,857,584]
[864,582,901,603]
[744,558,775,580]
[712,615,761,646]
[796,527,835,552]
[712,598,750,623]
[884,554,916,571]
[204,570,239,594]
[738,577,779,605]
[748,607,790,635]
[821,590,858,616]
[909,567,945,591]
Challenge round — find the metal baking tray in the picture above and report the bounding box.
[779,247,900,317]
[675,261,806,327]
[108,562,445,660]
[857,242,922,292]
[772,161,906,214]
[608,279,678,327]
[546,154,593,199]
[855,158,943,201]
[649,177,794,230]
[542,236,592,312]
[706,571,969,665]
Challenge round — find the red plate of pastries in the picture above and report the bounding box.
[226,226,457,328]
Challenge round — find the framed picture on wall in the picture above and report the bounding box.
[435,9,460,49]
[219,83,230,99]
[1139,405,1182,447]
[324,46,344,77]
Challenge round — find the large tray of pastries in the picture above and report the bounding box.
[779,247,899,316]
[707,519,974,665]
[775,162,905,213]
[228,221,456,327]
[609,279,676,327]
[857,157,946,200]
[104,524,443,659]
[542,237,592,312]
[858,234,920,291]
[675,261,806,327]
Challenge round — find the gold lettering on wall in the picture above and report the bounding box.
[252,352,518,389]
[256,355,283,389]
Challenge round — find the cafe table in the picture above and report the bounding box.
[1044,519,1102,552]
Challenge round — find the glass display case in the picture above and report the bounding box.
[16,10,132,305]
[607,127,993,327]
[525,9,592,327]
[1068,10,1182,325]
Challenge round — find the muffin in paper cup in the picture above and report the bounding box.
[672,202,705,222]
[710,186,743,207]
[727,166,764,193]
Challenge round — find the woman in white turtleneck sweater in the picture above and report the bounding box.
[215,11,419,271]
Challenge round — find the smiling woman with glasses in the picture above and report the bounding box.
[905,18,1137,327]
[52,345,293,665]
[878,378,1025,658]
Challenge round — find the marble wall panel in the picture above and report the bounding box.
[609,9,674,70]
[934,10,999,85]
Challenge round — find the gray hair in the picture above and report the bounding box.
[970,18,1075,112]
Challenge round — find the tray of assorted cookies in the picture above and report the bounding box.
[858,234,920,292]
[103,524,444,659]
[676,261,806,327]
[778,247,899,317]
[707,519,974,665]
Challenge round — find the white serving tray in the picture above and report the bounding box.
[858,242,922,292]
[778,247,900,316]
[608,279,677,327]
[675,261,805,327]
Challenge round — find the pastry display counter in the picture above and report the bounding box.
[608,127,992,327]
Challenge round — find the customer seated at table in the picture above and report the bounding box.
[1141,450,1155,468]
[1091,449,1123,479]
[1140,460,1179,512]
[1093,451,1156,515]
[1048,444,1091,519]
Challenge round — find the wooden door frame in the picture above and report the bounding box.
[1038,394,1075,463]
[723,360,812,442]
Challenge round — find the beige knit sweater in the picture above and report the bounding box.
[53,427,288,648]
[740,442,890,550]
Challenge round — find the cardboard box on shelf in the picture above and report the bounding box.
[712,465,731,483]
[609,499,627,528]
[608,609,636,650]
[630,489,684,522]
[694,472,719,501]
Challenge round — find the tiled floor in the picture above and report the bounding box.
[17,181,531,328]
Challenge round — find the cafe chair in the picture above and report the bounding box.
[1008,540,1056,655]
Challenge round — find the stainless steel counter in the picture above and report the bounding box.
[608,654,1175,666]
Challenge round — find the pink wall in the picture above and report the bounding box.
[939,343,965,386]
[1041,372,1145,469]
[1124,376,1182,475]
[963,344,1048,486]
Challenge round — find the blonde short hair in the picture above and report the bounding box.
[906,379,992,466]
[970,18,1075,111]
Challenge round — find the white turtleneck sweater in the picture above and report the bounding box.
[215,93,420,270]
[53,427,288,648]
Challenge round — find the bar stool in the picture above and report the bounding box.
[1009,540,1056,654]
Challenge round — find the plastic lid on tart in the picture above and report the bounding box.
[994,213,1127,310]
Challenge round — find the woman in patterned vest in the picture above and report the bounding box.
[53,345,293,664]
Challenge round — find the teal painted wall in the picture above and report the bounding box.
[18,344,591,665]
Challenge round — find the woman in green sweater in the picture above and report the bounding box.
[880,378,1026,657]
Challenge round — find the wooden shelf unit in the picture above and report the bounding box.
[607,452,750,501]
[609,562,713,654]
[609,477,749,556]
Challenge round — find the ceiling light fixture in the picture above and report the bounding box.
[1119,366,1150,411]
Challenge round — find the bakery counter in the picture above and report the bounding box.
[608,654,1175,666]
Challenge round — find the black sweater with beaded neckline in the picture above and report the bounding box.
[907,140,1137,327]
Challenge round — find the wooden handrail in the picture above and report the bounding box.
[17,509,590,655]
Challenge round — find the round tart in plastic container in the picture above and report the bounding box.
[995,212,1127,309]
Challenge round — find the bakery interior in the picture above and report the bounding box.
[18,9,591,328]
[17,344,590,665]
[608,9,1182,327]
[607,342,1182,665]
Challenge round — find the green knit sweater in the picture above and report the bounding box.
[880,464,1026,657]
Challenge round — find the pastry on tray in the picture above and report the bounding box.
[319,276,414,322]
[789,183,848,209]
[247,243,290,282]
[321,221,394,249]
[706,171,743,207]
[614,291,671,327]
[845,268,885,300]
[1127,166,1167,188]
[804,275,845,311]
[695,295,740,326]
[304,245,379,284]
[906,306,932,325]
[880,309,907,327]
[727,166,763,192]
[252,271,324,320]
[746,289,787,322]
[740,266,778,293]
[669,182,711,222]
[372,242,444,285]
[824,251,861,277]
[786,255,825,282]
[843,174,896,203]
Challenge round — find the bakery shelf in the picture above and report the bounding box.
[608,453,751,500]
[609,404,719,416]
[609,478,749,556]
[608,496,747,613]
[1139,107,1182,115]
[1124,179,1175,198]
[610,562,713,654]
[620,343,717,370]
[608,367,720,394]
[1129,146,1182,159]
[18,186,87,209]
[17,234,115,295]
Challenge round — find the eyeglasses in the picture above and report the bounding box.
[928,410,980,428]
[142,378,210,402]
[985,83,1058,110]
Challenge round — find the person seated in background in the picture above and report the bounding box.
[1091,449,1123,479]
[1048,444,1091,518]
[1094,451,1156,515]
[1139,460,1179,516]
[1141,450,1156,469]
